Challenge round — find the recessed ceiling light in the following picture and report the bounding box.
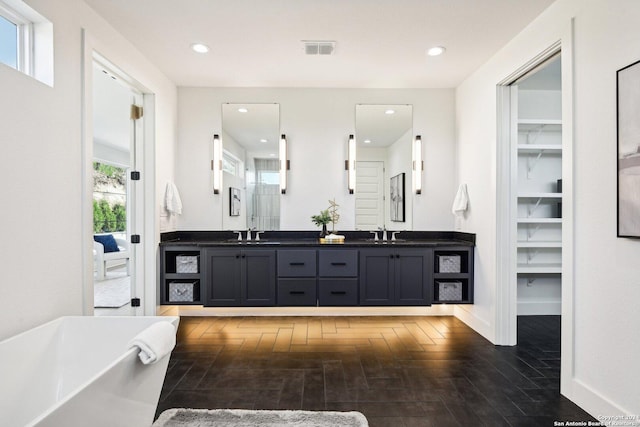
[364,139,372,144]
[260,139,268,143]
[427,46,446,56]
[238,107,248,113]
[385,109,395,115]
[191,43,210,53]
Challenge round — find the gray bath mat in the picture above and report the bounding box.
[152,408,369,427]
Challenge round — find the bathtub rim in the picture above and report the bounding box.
[1,315,179,427]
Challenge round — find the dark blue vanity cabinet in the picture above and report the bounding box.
[359,248,432,306]
[202,248,276,306]
[160,231,475,308]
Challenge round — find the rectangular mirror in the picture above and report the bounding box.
[355,104,413,230]
[222,103,281,231]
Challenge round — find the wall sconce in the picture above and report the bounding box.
[346,134,356,194]
[279,134,288,194]
[413,135,423,194]
[212,134,222,194]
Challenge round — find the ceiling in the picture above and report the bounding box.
[82,0,556,89]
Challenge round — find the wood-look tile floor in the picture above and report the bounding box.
[156,315,595,426]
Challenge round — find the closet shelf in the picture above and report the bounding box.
[517,144,562,153]
[517,218,562,224]
[517,263,562,274]
[518,192,562,198]
[518,119,562,132]
[517,241,562,248]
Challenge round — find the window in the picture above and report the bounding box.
[0,1,52,86]
[223,151,242,176]
[0,2,31,73]
[0,14,18,69]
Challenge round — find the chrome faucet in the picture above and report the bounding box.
[233,231,243,241]
[254,231,264,241]
[246,228,255,241]
[391,231,401,241]
[369,230,379,241]
[378,226,387,241]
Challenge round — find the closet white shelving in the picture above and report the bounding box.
[516,114,562,315]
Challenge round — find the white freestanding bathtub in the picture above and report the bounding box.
[0,316,179,427]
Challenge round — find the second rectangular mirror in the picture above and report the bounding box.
[222,103,281,231]
[355,104,413,231]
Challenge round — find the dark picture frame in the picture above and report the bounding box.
[390,173,405,222]
[617,59,640,238]
[229,187,241,216]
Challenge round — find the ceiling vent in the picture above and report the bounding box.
[302,40,336,55]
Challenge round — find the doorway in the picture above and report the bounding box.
[91,58,144,316]
[496,42,570,346]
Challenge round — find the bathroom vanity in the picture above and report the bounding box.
[159,231,474,308]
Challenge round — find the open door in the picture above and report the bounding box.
[92,59,144,316]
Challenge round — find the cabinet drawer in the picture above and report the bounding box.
[318,250,358,277]
[318,279,358,306]
[277,279,317,306]
[277,250,317,277]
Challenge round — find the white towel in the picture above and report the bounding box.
[128,322,177,365]
[452,184,469,216]
[165,182,183,215]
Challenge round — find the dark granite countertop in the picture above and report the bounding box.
[159,230,475,248]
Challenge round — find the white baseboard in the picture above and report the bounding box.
[565,378,632,420]
[453,305,494,343]
[517,300,561,315]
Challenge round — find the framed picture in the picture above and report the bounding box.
[229,187,241,216]
[390,173,405,222]
[617,59,640,238]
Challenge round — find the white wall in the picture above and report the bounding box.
[0,0,176,340]
[177,88,456,232]
[456,0,640,417]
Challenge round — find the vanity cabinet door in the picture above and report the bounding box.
[359,249,394,305]
[394,249,432,306]
[359,248,432,306]
[202,248,276,306]
[243,249,276,306]
[202,248,242,306]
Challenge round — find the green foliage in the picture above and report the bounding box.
[93,161,126,186]
[311,209,331,226]
[93,162,118,178]
[93,200,105,233]
[93,200,126,232]
[112,204,127,231]
[101,200,117,232]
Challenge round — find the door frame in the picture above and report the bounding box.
[81,29,156,316]
[495,28,575,398]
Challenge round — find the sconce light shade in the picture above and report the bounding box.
[347,134,356,194]
[212,134,222,194]
[414,135,423,194]
[279,134,287,194]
